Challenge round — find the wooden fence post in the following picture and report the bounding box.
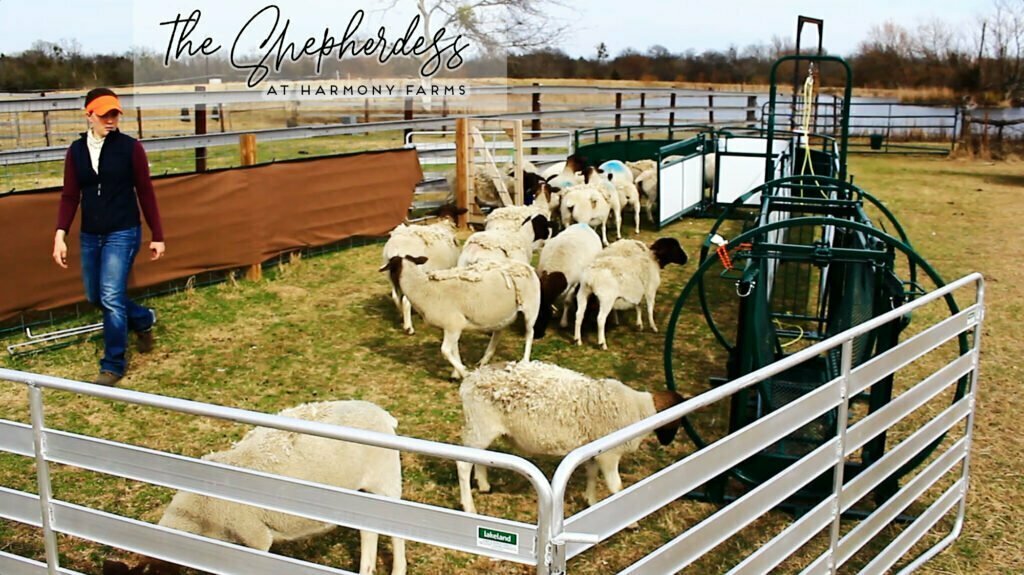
[240,133,261,281]
[531,83,541,156]
[195,86,207,173]
[136,108,144,139]
[639,92,645,139]
[746,95,757,128]
[455,118,470,229]
[42,111,52,147]
[669,93,676,137]
[614,92,622,141]
[708,91,715,126]
[404,97,414,140]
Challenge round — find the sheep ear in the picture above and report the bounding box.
[545,173,558,183]
[405,255,428,265]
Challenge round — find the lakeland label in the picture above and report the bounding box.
[476,526,519,553]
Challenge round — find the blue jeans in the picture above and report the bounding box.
[80,226,154,376]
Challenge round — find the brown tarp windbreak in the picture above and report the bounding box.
[0,148,422,323]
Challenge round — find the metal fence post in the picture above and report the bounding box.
[29,384,61,574]
[827,339,854,574]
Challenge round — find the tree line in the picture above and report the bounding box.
[3,4,1024,106]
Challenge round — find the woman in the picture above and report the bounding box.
[52,88,166,387]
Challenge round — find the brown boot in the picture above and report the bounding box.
[136,329,155,353]
[93,371,122,387]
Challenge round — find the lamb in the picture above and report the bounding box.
[582,166,624,240]
[536,223,604,328]
[575,238,689,349]
[382,204,467,335]
[102,401,406,575]
[610,175,642,235]
[456,360,686,514]
[458,213,551,266]
[380,255,559,379]
[560,184,611,246]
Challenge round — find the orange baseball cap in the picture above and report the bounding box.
[85,94,123,116]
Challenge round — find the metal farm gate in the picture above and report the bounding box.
[0,273,983,574]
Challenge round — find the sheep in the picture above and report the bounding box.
[575,238,689,350]
[458,213,551,266]
[456,360,686,514]
[380,255,559,379]
[536,223,604,329]
[560,184,611,246]
[582,166,624,240]
[625,159,657,180]
[611,175,643,235]
[484,205,547,233]
[531,181,563,225]
[635,168,658,225]
[382,204,467,335]
[102,401,406,575]
[540,153,590,182]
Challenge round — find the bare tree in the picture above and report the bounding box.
[984,0,1024,101]
[379,0,570,55]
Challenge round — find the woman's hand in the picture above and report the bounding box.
[150,241,165,261]
[53,231,68,269]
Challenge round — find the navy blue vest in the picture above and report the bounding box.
[69,130,141,235]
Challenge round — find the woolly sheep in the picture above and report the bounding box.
[575,238,689,349]
[537,223,604,328]
[531,181,563,224]
[560,184,611,246]
[456,360,686,514]
[458,213,551,266]
[484,205,547,233]
[625,159,657,180]
[380,255,558,379]
[382,204,467,335]
[103,401,406,575]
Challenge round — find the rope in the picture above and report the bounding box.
[799,66,816,178]
[773,318,805,348]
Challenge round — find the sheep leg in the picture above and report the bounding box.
[632,198,642,234]
[401,295,415,335]
[390,537,407,575]
[521,307,537,364]
[456,461,478,514]
[613,205,623,240]
[599,221,608,246]
[635,306,644,330]
[596,296,615,351]
[574,284,592,346]
[441,329,469,379]
[558,285,577,329]
[475,464,492,493]
[358,530,378,575]
[647,294,658,333]
[596,453,638,528]
[584,459,600,506]
[478,330,502,367]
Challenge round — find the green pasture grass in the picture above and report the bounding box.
[0,154,1021,574]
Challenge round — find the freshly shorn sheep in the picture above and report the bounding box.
[457,360,686,514]
[382,204,467,335]
[575,238,689,349]
[537,223,604,328]
[458,213,550,266]
[635,168,658,225]
[380,255,557,379]
[582,166,624,240]
[610,175,643,235]
[560,184,611,246]
[103,401,406,575]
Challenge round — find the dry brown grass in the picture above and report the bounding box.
[0,154,1021,574]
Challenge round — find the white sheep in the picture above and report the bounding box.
[611,176,642,235]
[484,205,547,233]
[575,238,689,349]
[456,360,685,514]
[560,184,611,246]
[380,255,551,379]
[635,168,658,225]
[458,213,550,266]
[536,223,603,328]
[625,159,657,180]
[531,181,563,224]
[382,205,466,335]
[582,166,624,240]
[103,401,406,575]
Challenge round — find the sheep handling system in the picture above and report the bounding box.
[656,55,972,512]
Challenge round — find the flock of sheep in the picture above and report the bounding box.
[104,154,695,575]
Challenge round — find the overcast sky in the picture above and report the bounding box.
[0,0,990,59]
